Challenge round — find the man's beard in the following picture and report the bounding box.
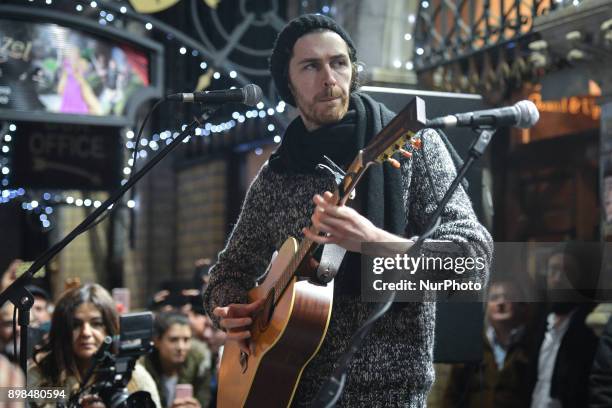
[295,86,349,128]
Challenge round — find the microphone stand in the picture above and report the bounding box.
[0,105,218,378]
[311,126,496,408]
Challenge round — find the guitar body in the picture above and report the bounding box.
[217,237,334,408]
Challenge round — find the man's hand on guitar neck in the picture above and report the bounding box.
[303,191,413,254]
[212,298,265,356]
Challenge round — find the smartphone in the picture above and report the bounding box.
[175,384,193,400]
[112,287,130,313]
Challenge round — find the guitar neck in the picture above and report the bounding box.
[274,236,316,302]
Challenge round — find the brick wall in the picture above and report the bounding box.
[176,160,227,280]
[52,191,109,299]
[130,155,176,308]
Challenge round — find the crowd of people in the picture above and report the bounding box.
[2,245,611,408]
[0,258,225,408]
[442,243,608,408]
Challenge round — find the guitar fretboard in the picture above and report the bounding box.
[273,235,316,304]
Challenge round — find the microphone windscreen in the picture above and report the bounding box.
[515,100,539,128]
[243,84,264,107]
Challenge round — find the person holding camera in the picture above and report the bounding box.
[142,311,211,408]
[28,283,162,407]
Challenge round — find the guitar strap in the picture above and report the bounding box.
[315,244,346,284]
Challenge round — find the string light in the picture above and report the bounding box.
[0,3,296,226]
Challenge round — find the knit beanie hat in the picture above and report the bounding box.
[269,14,357,106]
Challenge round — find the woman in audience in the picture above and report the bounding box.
[28,283,161,407]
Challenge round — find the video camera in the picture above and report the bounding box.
[68,312,155,408]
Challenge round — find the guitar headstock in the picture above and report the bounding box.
[337,97,427,204]
[361,96,427,166]
[371,130,421,167]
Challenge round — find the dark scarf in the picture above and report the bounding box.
[269,92,406,237]
[269,109,358,173]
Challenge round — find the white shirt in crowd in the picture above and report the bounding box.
[530,311,574,408]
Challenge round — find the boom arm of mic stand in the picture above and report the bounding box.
[0,107,216,378]
[311,127,495,408]
[421,127,494,234]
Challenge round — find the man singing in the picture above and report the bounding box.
[204,14,492,406]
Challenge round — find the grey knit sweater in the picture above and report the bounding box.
[203,128,493,407]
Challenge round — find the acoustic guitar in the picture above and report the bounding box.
[217,97,427,407]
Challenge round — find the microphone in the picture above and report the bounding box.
[166,84,263,106]
[426,100,539,129]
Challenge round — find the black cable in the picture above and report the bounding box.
[75,98,166,235]
[12,305,17,361]
[129,98,166,183]
[312,225,438,407]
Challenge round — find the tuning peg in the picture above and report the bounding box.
[411,139,422,150]
[387,157,401,169]
[398,148,412,159]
